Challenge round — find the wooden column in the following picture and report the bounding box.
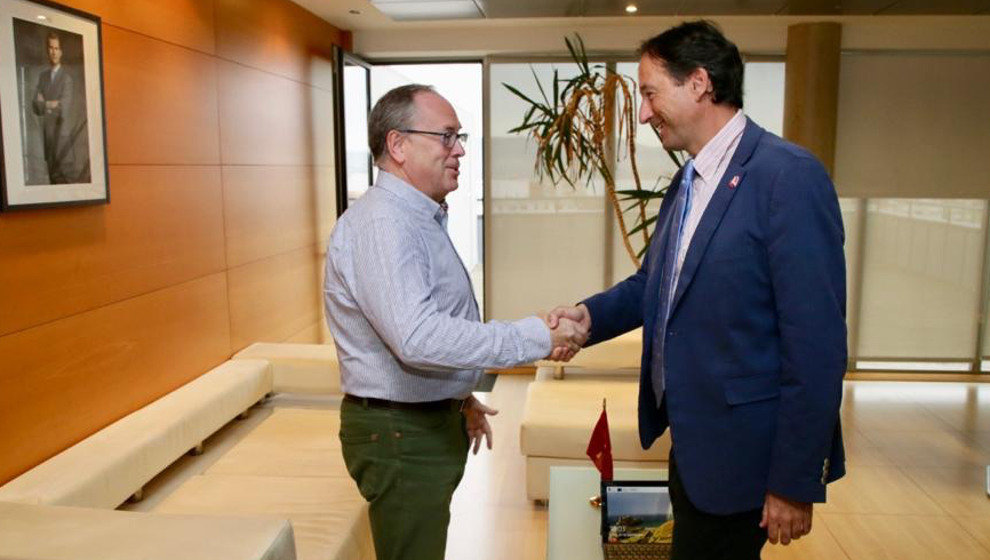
[784,22,842,175]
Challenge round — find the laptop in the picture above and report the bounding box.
[601,479,674,560]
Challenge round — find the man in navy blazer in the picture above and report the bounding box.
[548,21,846,559]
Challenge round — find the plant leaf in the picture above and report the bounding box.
[627,215,659,236]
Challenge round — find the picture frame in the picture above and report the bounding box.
[0,0,108,211]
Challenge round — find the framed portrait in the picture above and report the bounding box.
[0,0,108,211]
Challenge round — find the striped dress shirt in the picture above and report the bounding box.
[323,170,552,402]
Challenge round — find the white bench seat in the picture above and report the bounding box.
[0,501,295,560]
[0,359,273,509]
[234,342,339,394]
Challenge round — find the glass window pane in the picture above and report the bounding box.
[489,62,607,321]
[741,62,785,137]
[858,199,987,361]
[343,63,370,202]
[611,62,678,283]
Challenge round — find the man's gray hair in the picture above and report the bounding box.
[368,84,435,163]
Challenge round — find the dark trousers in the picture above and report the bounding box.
[339,398,469,560]
[669,454,767,560]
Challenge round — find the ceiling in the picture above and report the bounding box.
[293,0,990,30]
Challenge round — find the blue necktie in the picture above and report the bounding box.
[652,160,694,405]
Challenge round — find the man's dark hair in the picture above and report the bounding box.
[46,31,60,46]
[638,20,744,109]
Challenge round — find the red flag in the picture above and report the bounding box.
[586,399,613,481]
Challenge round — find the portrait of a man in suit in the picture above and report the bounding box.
[32,31,74,184]
[13,20,91,186]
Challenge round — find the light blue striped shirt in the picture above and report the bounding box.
[323,170,552,401]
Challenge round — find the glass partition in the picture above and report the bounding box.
[489,62,607,321]
[856,199,988,369]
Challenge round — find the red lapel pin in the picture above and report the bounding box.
[728,175,740,189]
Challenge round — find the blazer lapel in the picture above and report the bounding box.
[668,119,764,318]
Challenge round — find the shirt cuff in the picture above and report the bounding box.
[514,315,553,363]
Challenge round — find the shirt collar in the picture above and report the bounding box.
[375,169,447,225]
[692,109,746,184]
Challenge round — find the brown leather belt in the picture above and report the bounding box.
[343,394,464,412]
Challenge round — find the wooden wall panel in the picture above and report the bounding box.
[0,0,346,487]
[222,165,317,268]
[215,0,340,90]
[227,246,322,352]
[0,166,225,336]
[0,274,231,483]
[217,61,334,166]
[63,0,216,54]
[103,26,220,165]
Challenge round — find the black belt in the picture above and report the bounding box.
[344,394,464,412]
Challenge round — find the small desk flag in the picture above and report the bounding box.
[586,398,613,481]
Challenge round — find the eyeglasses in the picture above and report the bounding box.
[400,129,468,149]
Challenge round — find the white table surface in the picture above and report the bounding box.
[546,466,668,560]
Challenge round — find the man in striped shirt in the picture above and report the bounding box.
[323,84,586,560]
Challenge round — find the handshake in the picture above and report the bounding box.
[542,304,591,363]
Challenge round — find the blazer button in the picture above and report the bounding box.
[394,431,403,439]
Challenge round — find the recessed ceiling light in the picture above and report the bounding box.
[349,9,360,15]
[625,4,638,13]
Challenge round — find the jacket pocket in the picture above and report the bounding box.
[724,374,780,405]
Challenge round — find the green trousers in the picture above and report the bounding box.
[339,398,469,560]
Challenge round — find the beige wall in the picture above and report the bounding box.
[0,0,343,485]
[354,15,990,58]
[834,52,990,199]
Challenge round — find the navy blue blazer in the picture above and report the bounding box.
[582,119,846,515]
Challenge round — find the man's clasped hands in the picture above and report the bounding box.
[543,303,592,362]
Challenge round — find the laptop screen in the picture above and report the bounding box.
[601,480,674,545]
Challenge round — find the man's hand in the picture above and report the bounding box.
[760,492,812,545]
[545,316,588,362]
[545,304,592,361]
[462,395,498,454]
